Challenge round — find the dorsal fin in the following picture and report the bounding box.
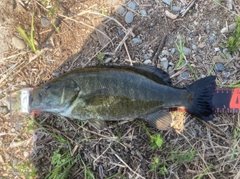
[131,65,171,85]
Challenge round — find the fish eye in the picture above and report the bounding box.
[45,85,50,90]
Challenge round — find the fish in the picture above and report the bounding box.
[29,65,216,130]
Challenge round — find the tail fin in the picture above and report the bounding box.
[185,76,216,120]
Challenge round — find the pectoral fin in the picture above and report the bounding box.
[142,109,172,130]
[88,119,107,130]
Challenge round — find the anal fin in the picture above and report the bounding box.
[141,109,172,130]
[88,119,107,130]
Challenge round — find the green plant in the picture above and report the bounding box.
[226,79,240,88]
[25,116,35,132]
[106,172,121,179]
[46,147,77,179]
[207,62,215,76]
[150,134,163,149]
[15,162,37,179]
[175,36,185,68]
[227,17,240,54]
[231,127,240,159]
[99,7,108,16]
[187,64,198,80]
[17,14,40,54]
[197,164,213,179]
[170,150,196,164]
[42,0,51,5]
[80,156,95,179]
[151,157,168,176]
[142,125,163,149]
[97,52,105,62]
[47,3,58,17]
[214,0,221,4]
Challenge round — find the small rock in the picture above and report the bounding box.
[222,71,230,78]
[229,23,237,33]
[52,72,60,77]
[118,29,125,36]
[15,121,23,131]
[131,38,142,44]
[177,72,189,80]
[23,151,29,158]
[104,57,112,63]
[144,59,152,64]
[213,18,218,24]
[172,6,181,12]
[169,62,174,66]
[168,66,174,75]
[125,11,134,23]
[162,0,171,5]
[161,50,170,57]
[140,9,147,16]
[144,54,152,60]
[208,36,215,44]
[182,47,191,56]
[160,57,168,70]
[128,1,137,10]
[196,55,203,61]
[192,44,198,50]
[206,24,210,29]
[11,128,15,133]
[12,36,26,50]
[214,47,220,52]
[12,159,18,167]
[214,63,225,72]
[33,134,38,142]
[41,17,51,27]
[170,48,175,54]
[220,27,228,34]
[115,6,125,15]
[223,48,228,54]
[226,53,232,59]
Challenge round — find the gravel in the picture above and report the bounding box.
[140,9,147,16]
[41,17,51,27]
[143,59,152,64]
[172,6,181,12]
[228,23,237,33]
[116,6,125,15]
[125,11,134,23]
[170,48,175,54]
[161,0,171,5]
[127,1,137,10]
[214,62,225,72]
[161,50,170,57]
[182,47,192,56]
[177,71,189,80]
[208,36,215,44]
[222,71,230,78]
[160,57,168,70]
[12,36,26,49]
[131,38,142,44]
[118,29,125,36]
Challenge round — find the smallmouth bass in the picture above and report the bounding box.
[29,65,216,130]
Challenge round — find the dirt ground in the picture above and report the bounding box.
[0,0,240,178]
